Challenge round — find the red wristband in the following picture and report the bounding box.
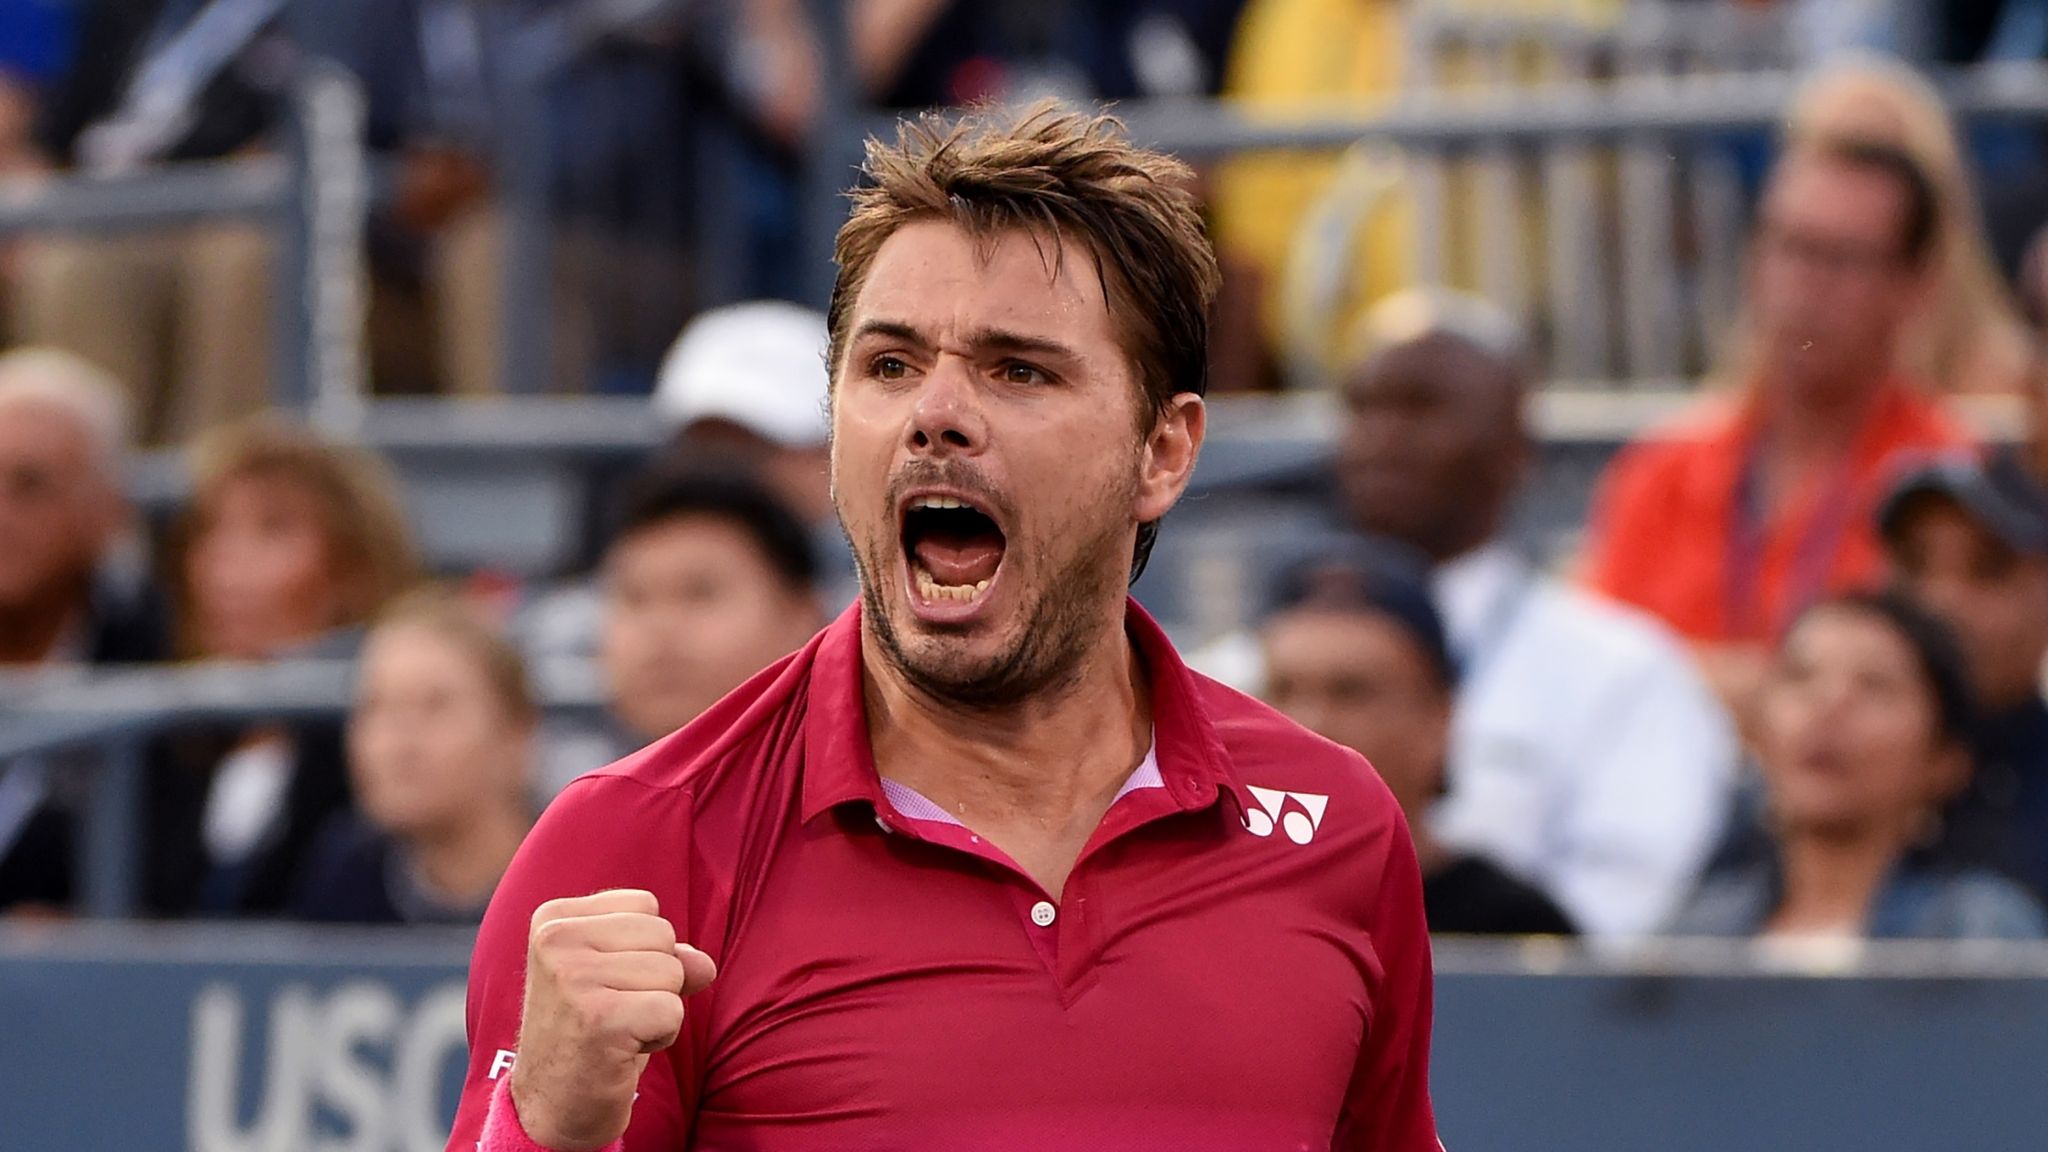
[479,1075,625,1152]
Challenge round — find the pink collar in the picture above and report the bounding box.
[878,741,1164,829]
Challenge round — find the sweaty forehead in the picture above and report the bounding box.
[850,220,1118,347]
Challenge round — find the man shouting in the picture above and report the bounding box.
[448,103,1440,1152]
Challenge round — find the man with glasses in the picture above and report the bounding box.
[1584,136,1973,727]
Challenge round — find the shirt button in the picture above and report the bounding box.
[1030,900,1057,927]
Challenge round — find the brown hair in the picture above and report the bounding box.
[177,417,421,654]
[369,586,538,726]
[826,100,1221,578]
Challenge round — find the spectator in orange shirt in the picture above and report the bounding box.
[1583,136,1973,723]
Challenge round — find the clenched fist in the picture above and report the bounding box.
[510,890,718,1151]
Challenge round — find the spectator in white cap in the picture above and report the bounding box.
[653,300,834,527]
[525,302,843,795]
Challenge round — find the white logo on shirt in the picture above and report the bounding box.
[1243,786,1328,844]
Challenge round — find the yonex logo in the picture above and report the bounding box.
[1243,786,1329,844]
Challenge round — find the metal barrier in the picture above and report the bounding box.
[1397,1,1801,383]
[490,0,696,396]
[1130,63,2048,388]
[789,2,2048,388]
[113,387,2027,579]
[2,925,2044,1150]
[0,658,608,920]
[0,61,372,435]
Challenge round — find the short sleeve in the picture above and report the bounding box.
[1333,812,1441,1150]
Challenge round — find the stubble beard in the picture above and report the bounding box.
[848,479,1136,713]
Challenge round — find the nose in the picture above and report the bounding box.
[906,361,986,457]
[1804,673,1861,728]
[192,533,249,593]
[1351,423,1401,469]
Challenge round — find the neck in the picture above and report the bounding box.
[1755,371,1888,464]
[1426,532,1486,567]
[1771,817,1918,933]
[408,802,531,907]
[1416,503,1506,567]
[862,609,1151,898]
[0,582,89,666]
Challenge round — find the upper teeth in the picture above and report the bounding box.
[912,496,969,511]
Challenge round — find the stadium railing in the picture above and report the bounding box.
[0,658,607,919]
[0,60,372,435]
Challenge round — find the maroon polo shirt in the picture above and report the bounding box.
[450,602,1439,1151]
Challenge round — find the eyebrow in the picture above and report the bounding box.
[848,319,1083,364]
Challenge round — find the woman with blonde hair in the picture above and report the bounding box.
[145,418,422,917]
[293,588,537,924]
[1786,54,2034,397]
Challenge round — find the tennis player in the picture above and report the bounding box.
[448,102,1440,1152]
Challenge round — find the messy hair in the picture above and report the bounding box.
[827,100,1221,582]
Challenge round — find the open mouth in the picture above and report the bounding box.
[901,493,1007,608]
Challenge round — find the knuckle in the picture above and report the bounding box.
[599,887,658,915]
[659,954,687,993]
[547,951,587,990]
[570,993,613,1038]
[632,994,684,1044]
[532,915,576,953]
[660,995,686,1030]
[529,899,565,932]
[643,914,677,950]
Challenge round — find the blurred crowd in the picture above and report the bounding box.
[5,0,2048,951]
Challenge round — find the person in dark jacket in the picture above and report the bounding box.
[1878,449,2048,901]
[292,589,535,925]
[1672,590,2045,941]
[1260,543,1575,936]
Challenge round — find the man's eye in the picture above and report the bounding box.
[872,355,909,380]
[1001,362,1046,385]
